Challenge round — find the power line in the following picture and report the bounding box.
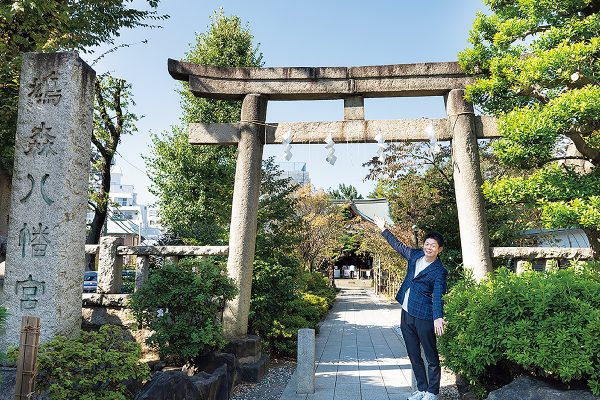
[115,150,149,177]
[107,208,142,236]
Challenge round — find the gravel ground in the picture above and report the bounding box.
[231,358,296,400]
[439,367,461,400]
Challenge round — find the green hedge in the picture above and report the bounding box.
[35,325,150,400]
[249,262,336,356]
[438,265,600,396]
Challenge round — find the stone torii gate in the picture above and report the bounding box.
[169,60,500,338]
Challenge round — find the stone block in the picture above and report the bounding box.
[135,366,229,400]
[487,376,599,400]
[297,328,315,394]
[134,371,202,399]
[344,96,364,120]
[1,52,95,348]
[239,353,268,383]
[224,334,261,364]
[97,236,123,294]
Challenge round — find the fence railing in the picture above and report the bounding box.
[372,246,594,299]
[85,237,229,294]
[490,246,593,260]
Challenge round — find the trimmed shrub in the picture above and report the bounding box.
[300,271,337,307]
[249,262,337,357]
[35,325,150,400]
[129,257,237,364]
[439,266,600,396]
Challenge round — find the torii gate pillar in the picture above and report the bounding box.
[445,89,493,281]
[224,94,267,338]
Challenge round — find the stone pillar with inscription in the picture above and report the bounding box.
[1,52,95,348]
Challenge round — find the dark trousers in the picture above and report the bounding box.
[400,309,441,395]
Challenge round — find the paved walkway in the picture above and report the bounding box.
[280,283,415,400]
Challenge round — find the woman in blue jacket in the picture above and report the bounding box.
[374,215,448,400]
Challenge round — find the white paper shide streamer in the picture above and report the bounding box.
[425,121,441,154]
[324,132,337,165]
[374,131,388,163]
[281,129,293,161]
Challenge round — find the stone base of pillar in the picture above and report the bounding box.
[239,354,269,383]
[223,334,269,383]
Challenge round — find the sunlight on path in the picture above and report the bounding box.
[280,284,414,400]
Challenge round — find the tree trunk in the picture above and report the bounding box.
[86,159,112,245]
[583,228,600,259]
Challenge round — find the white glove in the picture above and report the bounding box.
[373,215,386,231]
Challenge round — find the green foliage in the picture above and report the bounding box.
[439,266,600,396]
[300,271,337,306]
[146,126,236,244]
[179,9,263,125]
[459,0,600,251]
[365,141,525,280]
[5,346,18,365]
[328,183,364,200]
[249,262,336,357]
[146,10,262,244]
[484,164,600,230]
[294,185,346,272]
[88,74,140,244]
[129,258,237,364]
[255,157,301,266]
[0,0,166,171]
[35,325,150,400]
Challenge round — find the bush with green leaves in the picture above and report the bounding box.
[300,271,337,307]
[439,266,600,396]
[35,325,150,400]
[249,262,336,356]
[130,257,237,364]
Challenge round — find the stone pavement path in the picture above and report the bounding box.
[279,284,414,400]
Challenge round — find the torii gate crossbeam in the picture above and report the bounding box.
[169,59,494,338]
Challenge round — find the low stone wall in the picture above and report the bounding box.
[81,293,158,362]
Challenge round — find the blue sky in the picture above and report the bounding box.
[87,0,489,205]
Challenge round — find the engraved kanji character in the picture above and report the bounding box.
[27,71,62,105]
[19,223,31,257]
[25,122,57,156]
[31,223,50,257]
[15,275,46,311]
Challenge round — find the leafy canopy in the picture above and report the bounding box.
[146,10,263,244]
[328,183,364,200]
[0,0,166,171]
[459,0,600,248]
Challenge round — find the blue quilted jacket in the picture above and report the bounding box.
[382,229,448,321]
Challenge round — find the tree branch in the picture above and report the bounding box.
[94,78,119,153]
[521,25,551,39]
[91,135,109,159]
[540,155,591,166]
[565,132,600,165]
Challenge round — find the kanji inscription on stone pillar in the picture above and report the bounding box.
[1,52,95,349]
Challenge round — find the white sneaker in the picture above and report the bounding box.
[407,391,426,400]
[422,392,439,400]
